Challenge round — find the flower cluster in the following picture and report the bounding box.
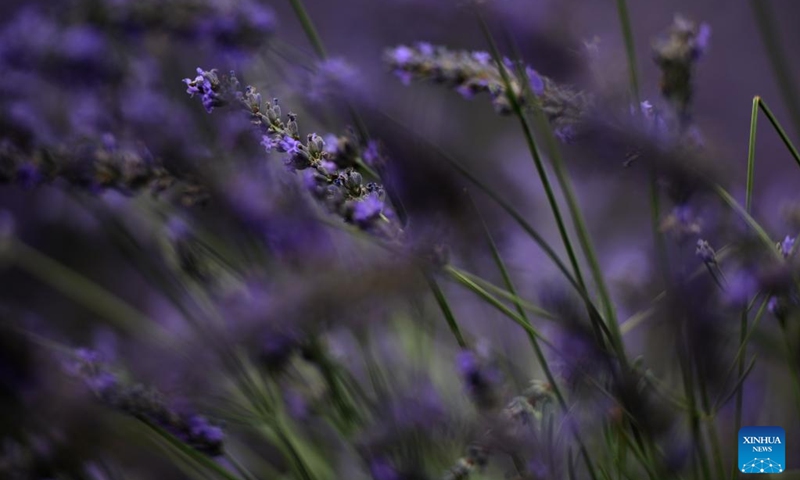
[82,0,277,52]
[0,9,123,86]
[503,380,554,425]
[443,445,489,480]
[659,204,703,241]
[184,68,402,239]
[652,15,711,123]
[65,349,225,457]
[384,43,593,142]
[0,136,207,204]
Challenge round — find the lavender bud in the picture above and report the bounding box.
[695,239,716,264]
[778,235,795,259]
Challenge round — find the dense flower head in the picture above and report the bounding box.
[0,137,206,203]
[64,348,225,457]
[90,0,276,51]
[183,68,233,113]
[184,67,403,239]
[384,43,592,142]
[653,15,711,121]
[660,204,702,241]
[0,9,122,85]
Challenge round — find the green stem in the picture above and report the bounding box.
[469,196,602,480]
[778,323,800,422]
[614,0,640,104]
[476,14,588,295]
[373,108,588,299]
[8,240,164,340]
[285,0,375,162]
[650,172,670,288]
[750,0,800,139]
[445,266,552,345]
[746,96,760,212]
[425,273,467,348]
[533,103,625,361]
[714,184,777,253]
[454,269,555,319]
[733,308,750,464]
[224,453,260,480]
[478,16,625,383]
[758,99,800,168]
[678,330,711,480]
[734,96,760,479]
[287,0,327,59]
[718,298,767,408]
[698,369,726,480]
[510,29,626,364]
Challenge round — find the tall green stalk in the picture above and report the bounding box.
[287,0,327,59]
[614,0,640,104]
[426,274,468,348]
[731,96,761,479]
[750,0,800,139]
[758,99,800,168]
[475,16,588,294]
[746,97,760,212]
[469,194,602,480]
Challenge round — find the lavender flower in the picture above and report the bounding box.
[384,43,592,142]
[303,57,361,102]
[660,204,702,240]
[456,349,501,409]
[653,15,711,123]
[183,68,232,113]
[369,457,400,480]
[183,67,402,239]
[97,0,276,51]
[0,137,206,204]
[778,235,795,259]
[695,239,716,264]
[65,349,225,457]
[443,445,489,480]
[0,9,122,84]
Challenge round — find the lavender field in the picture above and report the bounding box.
[2,0,800,478]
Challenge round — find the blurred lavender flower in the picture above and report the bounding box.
[653,15,711,124]
[384,43,592,142]
[443,445,489,480]
[0,9,122,85]
[660,204,702,241]
[369,457,400,480]
[303,57,362,103]
[96,0,276,52]
[0,137,206,204]
[65,348,225,457]
[724,269,758,305]
[456,349,501,409]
